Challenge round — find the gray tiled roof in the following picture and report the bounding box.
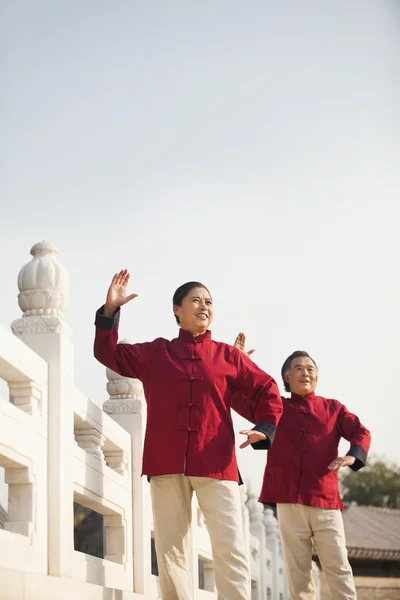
[343,504,400,560]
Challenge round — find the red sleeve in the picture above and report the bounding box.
[235,350,283,427]
[93,306,153,380]
[336,403,371,470]
[337,403,371,450]
[231,391,256,424]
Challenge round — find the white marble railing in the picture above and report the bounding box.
[0,324,48,577]
[73,389,133,590]
[0,241,310,600]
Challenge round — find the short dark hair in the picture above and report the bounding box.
[281,351,318,392]
[172,282,211,325]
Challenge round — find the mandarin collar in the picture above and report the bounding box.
[290,392,316,403]
[178,328,212,343]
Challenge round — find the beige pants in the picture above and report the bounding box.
[150,474,250,600]
[277,503,356,600]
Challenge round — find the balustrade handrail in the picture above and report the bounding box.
[0,324,47,389]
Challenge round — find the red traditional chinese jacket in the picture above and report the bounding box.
[232,391,371,509]
[94,307,283,482]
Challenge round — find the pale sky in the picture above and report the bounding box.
[1,1,399,495]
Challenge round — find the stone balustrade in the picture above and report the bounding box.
[0,323,48,579]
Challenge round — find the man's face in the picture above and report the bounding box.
[173,286,213,335]
[284,356,318,396]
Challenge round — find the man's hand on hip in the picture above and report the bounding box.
[239,429,267,449]
[328,456,356,471]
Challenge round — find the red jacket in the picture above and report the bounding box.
[232,391,371,509]
[94,307,283,482]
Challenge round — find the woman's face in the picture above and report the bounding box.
[174,286,213,335]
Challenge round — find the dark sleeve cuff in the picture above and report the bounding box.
[95,305,120,330]
[346,444,367,471]
[250,422,276,450]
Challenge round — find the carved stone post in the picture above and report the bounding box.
[264,507,281,600]
[247,490,266,600]
[11,241,74,579]
[103,352,151,595]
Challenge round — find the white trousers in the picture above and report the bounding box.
[277,503,356,600]
[150,474,250,600]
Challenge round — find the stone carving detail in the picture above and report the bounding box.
[103,397,143,415]
[264,507,279,536]
[74,428,106,463]
[11,241,70,336]
[103,339,145,415]
[106,340,144,399]
[250,537,260,559]
[104,449,129,476]
[8,381,42,416]
[17,241,68,317]
[11,315,71,336]
[247,490,264,524]
[106,375,144,400]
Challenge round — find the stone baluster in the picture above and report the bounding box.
[103,354,151,595]
[11,241,74,579]
[12,240,70,335]
[247,489,266,600]
[8,380,42,417]
[103,449,129,476]
[74,428,106,462]
[264,507,281,600]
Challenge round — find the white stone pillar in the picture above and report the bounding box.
[247,490,266,600]
[103,356,152,595]
[264,507,280,600]
[11,240,74,579]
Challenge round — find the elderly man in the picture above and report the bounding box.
[232,341,371,600]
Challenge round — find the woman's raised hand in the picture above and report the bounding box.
[233,332,255,357]
[104,270,138,317]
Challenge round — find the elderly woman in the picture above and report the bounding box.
[94,270,282,600]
